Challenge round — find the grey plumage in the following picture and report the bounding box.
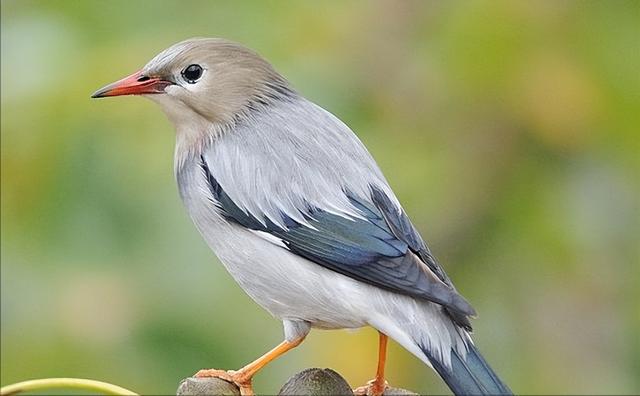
[92,37,511,395]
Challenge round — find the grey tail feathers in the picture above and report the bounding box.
[422,341,512,395]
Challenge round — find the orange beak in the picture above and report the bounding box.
[91,70,173,98]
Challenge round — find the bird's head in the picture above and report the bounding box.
[92,38,293,126]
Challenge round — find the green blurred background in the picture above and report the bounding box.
[2,1,639,394]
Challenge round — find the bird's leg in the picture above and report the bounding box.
[194,336,305,396]
[354,332,389,396]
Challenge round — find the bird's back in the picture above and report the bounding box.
[191,96,396,226]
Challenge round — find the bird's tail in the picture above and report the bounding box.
[421,340,512,395]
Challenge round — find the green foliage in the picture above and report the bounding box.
[1,1,639,394]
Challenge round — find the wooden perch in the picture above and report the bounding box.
[177,368,417,395]
[279,368,353,395]
[177,376,240,396]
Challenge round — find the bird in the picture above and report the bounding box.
[92,37,512,396]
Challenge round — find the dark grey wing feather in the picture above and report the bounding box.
[201,157,476,323]
[370,185,475,329]
[370,186,449,280]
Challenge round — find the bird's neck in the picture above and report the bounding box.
[146,94,219,172]
[173,118,228,175]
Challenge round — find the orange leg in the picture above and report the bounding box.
[195,336,305,395]
[354,332,389,396]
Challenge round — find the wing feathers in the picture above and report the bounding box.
[200,156,476,320]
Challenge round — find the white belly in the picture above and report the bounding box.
[210,224,374,329]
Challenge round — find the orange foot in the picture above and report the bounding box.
[195,368,253,395]
[353,377,389,396]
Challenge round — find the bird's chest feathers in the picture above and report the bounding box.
[175,155,226,230]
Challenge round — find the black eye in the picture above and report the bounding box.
[181,64,203,84]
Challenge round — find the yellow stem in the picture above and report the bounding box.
[0,378,138,395]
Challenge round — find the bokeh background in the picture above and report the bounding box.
[2,1,639,394]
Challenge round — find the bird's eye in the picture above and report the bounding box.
[181,64,203,84]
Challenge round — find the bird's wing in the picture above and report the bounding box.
[200,155,476,323]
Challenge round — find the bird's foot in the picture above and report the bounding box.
[194,368,254,395]
[353,377,389,396]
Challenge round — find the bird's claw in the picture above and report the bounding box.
[353,378,389,396]
[194,368,254,395]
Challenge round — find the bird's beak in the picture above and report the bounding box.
[91,70,173,98]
